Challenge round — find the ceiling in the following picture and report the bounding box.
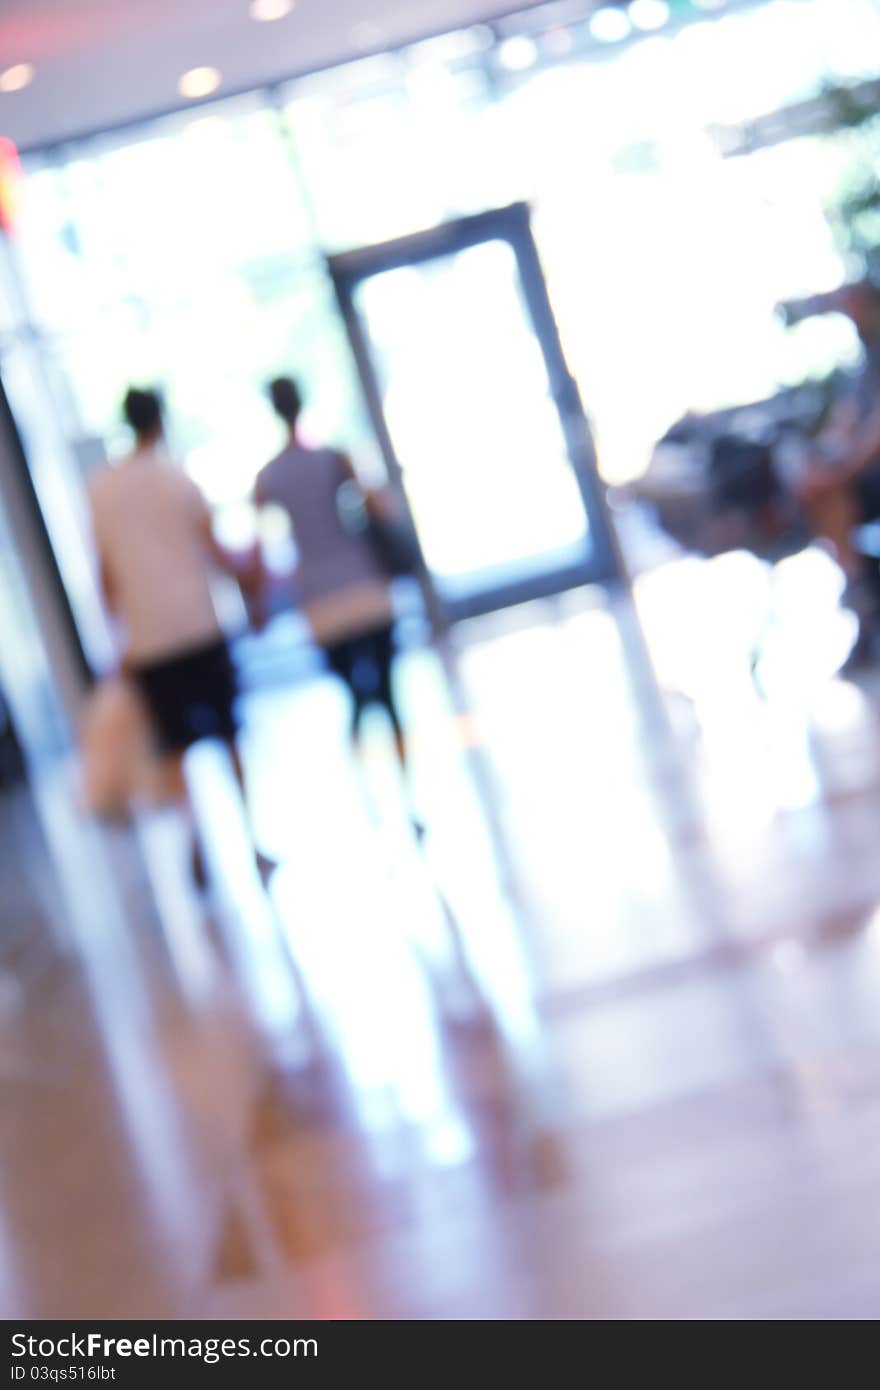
[0,0,551,149]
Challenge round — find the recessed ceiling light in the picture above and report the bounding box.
[589,7,632,43]
[0,64,35,94]
[249,0,295,20]
[497,36,539,72]
[628,0,670,30]
[178,67,222,99]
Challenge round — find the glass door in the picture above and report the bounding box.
[328,203,621,622]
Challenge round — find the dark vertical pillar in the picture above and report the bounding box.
[0,371,90,745]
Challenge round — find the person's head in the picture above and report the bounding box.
[268,376,303,432]
[123,387,164,445]
[841,282,880,345]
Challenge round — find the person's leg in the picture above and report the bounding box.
[162,747,188,801]
[181,778,208,888]
[195,639,274,883]
[221,736,275,882]
[227,738,246,790]
[155,743,209,888]
[801,472,880,666]
[349,687,369,745]
[371,626,407,770]
[800,476,863,580]
[325,637,366,748]
[365,625,424,834]
[133,663,207,886]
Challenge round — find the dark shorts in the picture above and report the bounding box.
[857,466,880,522]
[323,624,396,711]
[131,636,239,752]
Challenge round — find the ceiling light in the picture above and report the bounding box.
[628,0,670,30]
[178,67,222,99]
[590,7,632,42]
[497,36,539,71]
[691,0,726,9]
[0,64,35,94]
[249,0,294,20]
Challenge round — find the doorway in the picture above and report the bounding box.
[328,203,622,622]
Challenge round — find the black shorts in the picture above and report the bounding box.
[131,636,239,752]
[323,624,396,710]
[858,467,880,523]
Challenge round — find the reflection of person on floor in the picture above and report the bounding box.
[796,283,880,661]
[89,387,269,885]
[254,377,412,795]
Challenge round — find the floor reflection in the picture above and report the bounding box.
[8,549,880,1317]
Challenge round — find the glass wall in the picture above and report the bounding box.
[4,0,880,596]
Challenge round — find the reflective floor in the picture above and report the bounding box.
[5,547,880,1319]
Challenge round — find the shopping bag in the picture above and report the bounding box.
[78,673,166,819]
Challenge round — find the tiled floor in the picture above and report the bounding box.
[4,548,880,1318]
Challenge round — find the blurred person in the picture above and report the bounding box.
[254,377,412,796]
[89,387,269,884]
[795,282,880,661]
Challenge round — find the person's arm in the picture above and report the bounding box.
[843,404,880,481]
[336,451,359,488]
[196,502,240,577]
[194,479,269,629]
[798,396,876,499]
[88,479,118,614]
[820,396,861,451]
[252,469,267,512]
[98,554,117,613]
[188,480,243,579]
[337,451,394,520]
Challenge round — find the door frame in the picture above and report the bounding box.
[327,202,624,623]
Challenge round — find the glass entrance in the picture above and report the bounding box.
[328,204,621,621]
